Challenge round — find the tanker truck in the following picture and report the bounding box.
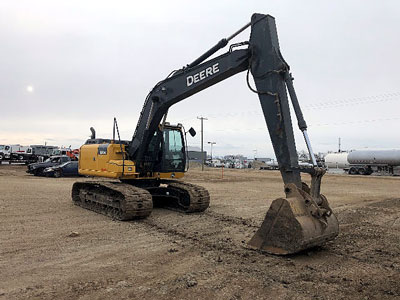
[346,149,400,175]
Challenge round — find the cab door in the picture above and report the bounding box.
[161,128,185,172]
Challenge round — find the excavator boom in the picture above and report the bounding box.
[129,14,313,184]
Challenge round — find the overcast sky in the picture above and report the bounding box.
[1,0,399,158]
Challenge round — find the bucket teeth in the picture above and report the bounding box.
[247,183,339,255]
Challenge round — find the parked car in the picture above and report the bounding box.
[43,161,79,177]
[26,155,71,176]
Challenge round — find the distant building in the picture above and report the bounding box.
[187,146,206,161]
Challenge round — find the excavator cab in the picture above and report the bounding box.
[161,126,186,172]
[146,124,187,174]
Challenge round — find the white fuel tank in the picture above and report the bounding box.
[347,149,400,166]
[324,152,349,169]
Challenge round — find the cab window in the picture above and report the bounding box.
[163,129,184,171]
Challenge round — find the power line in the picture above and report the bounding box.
[309,116,400,127]
[306,91,400,105]
[209,116,400,132]
[305,92,400,110]
[175,91,400,122]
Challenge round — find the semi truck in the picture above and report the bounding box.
[0,144,64,164]
[0,144,35,163]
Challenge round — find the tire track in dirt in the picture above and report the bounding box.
[134,198,399,266]
[130,199,400,299]
[330,200,400,268]
[137,209,261,258]
[133,209,308,295]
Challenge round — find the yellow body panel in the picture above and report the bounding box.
[154,172,184,179]
[79,143,185,180]
[79,143,138,179]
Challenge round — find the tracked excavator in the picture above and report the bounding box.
[72,14,339,255]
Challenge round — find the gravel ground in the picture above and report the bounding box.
[0,165,399,299]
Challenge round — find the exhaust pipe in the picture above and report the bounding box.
[90,127,96,139]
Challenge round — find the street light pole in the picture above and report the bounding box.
[197,116,208,171]
[208,141,216,161]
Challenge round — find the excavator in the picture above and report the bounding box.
[72,13,339,255]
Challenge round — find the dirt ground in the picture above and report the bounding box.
[0,165,399,300]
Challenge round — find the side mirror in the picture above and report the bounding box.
[188,127,196,137]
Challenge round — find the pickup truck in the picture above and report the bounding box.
[27,155,71,176]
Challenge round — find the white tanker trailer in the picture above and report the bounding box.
[324,152,349,169]
[346,149,400,175]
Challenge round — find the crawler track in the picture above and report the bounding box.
[72,180,210,220]
[72,181,153,220]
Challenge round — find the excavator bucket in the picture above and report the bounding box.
[248,183,339,255]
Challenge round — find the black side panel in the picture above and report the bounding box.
[249,14,301,187]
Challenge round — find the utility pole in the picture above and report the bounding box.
[197,116,208,171]
[338,137,341,153]
[208,141,216,161]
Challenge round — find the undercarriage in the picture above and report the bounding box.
[72,180,210,220]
